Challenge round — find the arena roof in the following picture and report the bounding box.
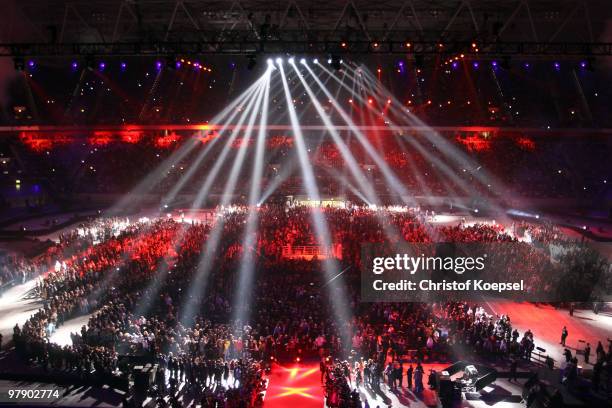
[2,0,610,46]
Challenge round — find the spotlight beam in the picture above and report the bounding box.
[290,61,379,206]
[162,77,270,204]
[346,63,487,201]
[278,61,352,345]
[304,62,416,205]
[128,75,275,319]
[351,65,489,235]
[342,66,475,200]
[130,76,276,319]
[257,160,298,206]
[299,62,409,246]
[321,167,372,205]
[189,79,267,211]
[353,64,511,219]
[309,62,443,241]
[220,74,270,204]
[179,77,268,327]
[187,67,305,210]
[359,65,509,195]
[232,68,272,326]
[107,74,270,216]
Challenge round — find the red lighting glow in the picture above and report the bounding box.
[119,130,143,144]
[267,136,293,148]
[155,133,180,148]
[265,363,321,408]
[197,131,219,144]
[456,134,491,151]
[231,137,254,148]
[19,132,71,152]
[516,136,536,151]
[89,131,114,146]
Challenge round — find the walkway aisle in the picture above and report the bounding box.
[0,277,43,347]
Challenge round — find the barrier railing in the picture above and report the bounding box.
[282,245,328,259]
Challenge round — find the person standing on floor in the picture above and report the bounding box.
[509,358,518,382]
[407,364,413,390]
[584,343,591,364]
[414,363,424,393]
[560,326,568,346]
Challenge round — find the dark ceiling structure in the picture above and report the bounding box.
[1,0,611,57]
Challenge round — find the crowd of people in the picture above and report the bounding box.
[7,131,610,205]
[5,205,611,406]
[0,255,35,287]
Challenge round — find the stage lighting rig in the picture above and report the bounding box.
[329,54,341,70]
[581,58,595,72]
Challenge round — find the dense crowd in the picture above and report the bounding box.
[7,205,611,406]
[0,255,34,287]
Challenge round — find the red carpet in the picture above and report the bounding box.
[265,363,324,408]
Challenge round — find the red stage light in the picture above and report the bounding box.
[368,98,373,104]
[456,134,491,151]
[155,133,180,148]
[89,131,113,146]
[516,136,536,151]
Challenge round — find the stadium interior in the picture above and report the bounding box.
[0,1,611,407]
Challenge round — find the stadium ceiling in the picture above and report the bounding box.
[1,0,611,56]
